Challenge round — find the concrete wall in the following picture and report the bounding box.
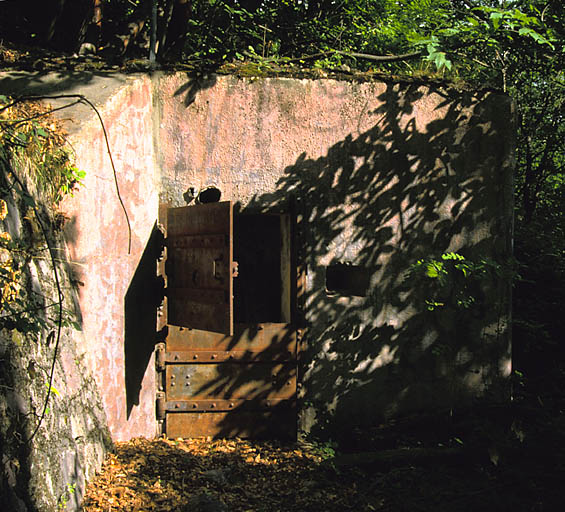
[61,76,160,441]
[154,75,514,439]
[2,72,512,441]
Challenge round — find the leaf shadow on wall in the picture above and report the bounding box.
[174,73,218,107]
[195,82,512,441]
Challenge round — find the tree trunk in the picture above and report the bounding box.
[83,0,103,46]
[47,0,93,52]
[522,135,536,223]
[162,0,191,59]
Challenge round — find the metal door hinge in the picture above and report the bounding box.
[156,392,166,420]
[155,343,166,371]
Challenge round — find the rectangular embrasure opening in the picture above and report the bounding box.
[326,264,370,297]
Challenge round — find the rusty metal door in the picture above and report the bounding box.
[157,202,298,439]
[166,202,234,335]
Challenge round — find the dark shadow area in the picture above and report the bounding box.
[326,263,371,297]
[0,70,126,97]
[124,222,165,418]
[234,215,282,324]
[179,82,513,441]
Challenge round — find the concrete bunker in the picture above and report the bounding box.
[0,71,513,443]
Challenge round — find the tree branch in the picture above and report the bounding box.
[244,48,423,65]
[334,49,423,63]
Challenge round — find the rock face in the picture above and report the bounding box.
[0,175,112,511]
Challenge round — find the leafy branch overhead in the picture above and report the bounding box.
[0,2,561,75]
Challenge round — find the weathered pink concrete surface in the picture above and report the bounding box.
[58,72,513,440]
[156,77,391,205]
[155,74,514,437]
[62,76,159,441]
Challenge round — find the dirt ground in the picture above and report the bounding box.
[81,405,565,512]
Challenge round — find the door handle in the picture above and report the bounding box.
[213,257,238,280]
[213,256,223,281]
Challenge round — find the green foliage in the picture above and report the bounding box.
[57,166,86,202]
[0,96,84,337]
[57,482,76,511]
[0,96,86,205]
[408,252,506,312]
[308,439,338,461]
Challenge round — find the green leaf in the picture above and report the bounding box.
[22,194,35,207]
[36,127,49,137]
[457,265,468,277]
[425,261,443,278]
[45,382,61,397]
[433,51,451,71]
[442,252,465,261]
[519,27,555,48]
[490,12,504,30]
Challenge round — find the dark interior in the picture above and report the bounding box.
[234,214,283,323]
[326,263,370,297]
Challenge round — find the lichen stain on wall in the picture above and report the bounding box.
[157,76,392,206]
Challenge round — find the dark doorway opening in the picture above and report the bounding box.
[234,214,292,325]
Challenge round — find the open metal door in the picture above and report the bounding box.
[166,202,234,336]
[158,205,299,439]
